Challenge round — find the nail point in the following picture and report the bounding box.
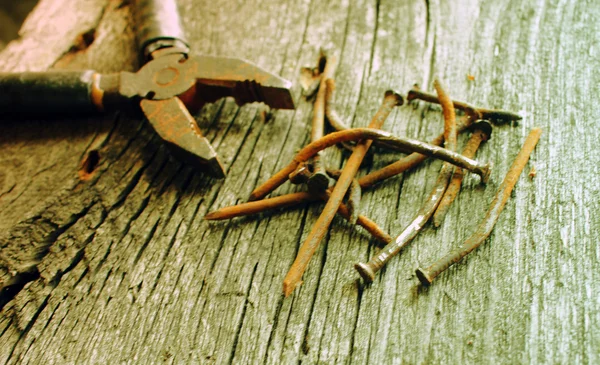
[355,262,375,283]
[283,279,300,297]
[204,212,217,220]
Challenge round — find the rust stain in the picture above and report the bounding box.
[529,165,537,179]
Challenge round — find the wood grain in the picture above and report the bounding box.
[0,0,598,363]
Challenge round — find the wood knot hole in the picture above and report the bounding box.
[79,150,100,180]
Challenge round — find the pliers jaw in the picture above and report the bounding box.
[119,53,295,110]
[190,56,295,110]
[140,97,226,178]
[112,53,294,177]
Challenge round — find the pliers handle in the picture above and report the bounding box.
[0,0,295,178]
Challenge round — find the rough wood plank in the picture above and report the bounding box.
[0,0,598,364]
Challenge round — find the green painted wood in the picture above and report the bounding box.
[0,0,597,363]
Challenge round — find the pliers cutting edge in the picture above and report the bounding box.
[0,0,295,178]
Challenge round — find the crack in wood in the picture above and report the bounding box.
[0,0,598,363]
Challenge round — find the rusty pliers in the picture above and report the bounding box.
[0,0,294,178]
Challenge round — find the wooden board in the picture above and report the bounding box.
[0,0,598,363]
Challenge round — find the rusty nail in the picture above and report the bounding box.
[204,192,319,220]
[317,190,392,244]
[323,79,350,132]
[433,120,493,227]
[435,80,458,151]
[205,190,391,244]
[416,128,542,285]
[308,156,330,192]
[355,79,458,282]
[407,86,522,124]
[308,55,337,192]
[357,115,475,189]
[325,168,341,179]
[324,78,400,152]
[347,177,362,224]
[282,91,403,296]
[323,78,355,152]
[326,168,362,225]
[249,125,491,201]
[371,131,491,183]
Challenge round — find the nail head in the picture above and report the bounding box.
[415,267,433,286]
[481,163,492,184]
[384,90,404,106]
[471,120,493,140]
[406,89,417,102]
[355,262,376,282]
[289,164,311,184]
[307,172,330,192]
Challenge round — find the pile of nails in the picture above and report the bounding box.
[205,54,541,297]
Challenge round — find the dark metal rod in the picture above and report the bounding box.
[416,128,542,285]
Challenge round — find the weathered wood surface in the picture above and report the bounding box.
[0,0,598,363]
